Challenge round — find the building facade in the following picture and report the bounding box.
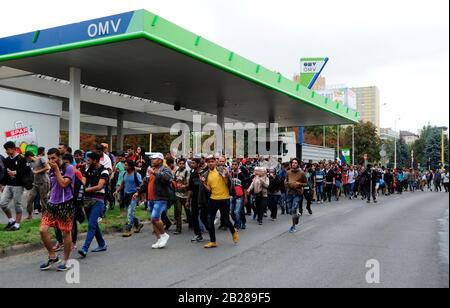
[350,86,381,130]
[380,127,400,141]
[400,131,420,145]
[0,87,62,153]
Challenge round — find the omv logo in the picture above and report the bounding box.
[87,19,122,38]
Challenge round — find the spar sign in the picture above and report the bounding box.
[5,126,39,155]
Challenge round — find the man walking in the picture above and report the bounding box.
[39,148,75,272]
[0,141,29,231]
[78,152,109,258]
[201,156,239,248]
[174,158,191,235]
[286,159,304,233]
[142,153,173,249]
[25,148,50,220]
[114,160,144,237]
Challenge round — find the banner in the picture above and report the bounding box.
[341,148,352,165]
[299,57,329,89]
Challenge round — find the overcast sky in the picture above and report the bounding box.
[1,0,448,133]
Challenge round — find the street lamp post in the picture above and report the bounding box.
[394,117,401,169]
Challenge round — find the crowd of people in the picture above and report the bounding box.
[0,141,449,272]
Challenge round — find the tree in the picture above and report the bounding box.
[342,122,382,165]
[411,125,449,170]
[424,127,448,170]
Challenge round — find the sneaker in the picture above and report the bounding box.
[78,249,87,258]
[152,238,163,249]
[158,233,170,248]
[241,224,246,230]
[174,230,182,235]
[92,245,108,253]
[56,263,71,272]
[289,227,298,234]
[232,229,239,244]
[204,242,218,249]
[122,230,133,238]
[4,221,15,231]
[71,244,77,252]
[134,223,144,234]
[8,225,20,232]
[34,210,40,215]
[191,235,204,243]
[40,256,60,271]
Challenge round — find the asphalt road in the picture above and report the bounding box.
[0,190,448,288]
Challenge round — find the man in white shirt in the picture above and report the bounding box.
[443,170,449,193]
[96,144,112,172]
[347,165,357,200]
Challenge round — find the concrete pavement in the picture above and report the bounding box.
[0,190,448,288]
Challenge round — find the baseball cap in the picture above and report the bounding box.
[205,155,215,162]
[150,153,164,160]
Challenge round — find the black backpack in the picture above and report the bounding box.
[21,157,34,190]
[0,155,6,185]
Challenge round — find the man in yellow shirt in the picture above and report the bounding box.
[201,156,239,248]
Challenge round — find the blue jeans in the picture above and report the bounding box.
[82,200,106,252]
[286,194,301,216]
[230,197,244,228]
[316,182,324,202]
[348,182,355,198]
[148,200,167,221]
[127,198,139,230]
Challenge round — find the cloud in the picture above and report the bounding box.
[0,0,448,132]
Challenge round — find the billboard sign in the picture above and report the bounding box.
[5,125,39,155]
[341,148,352,165]
[299,57,329,89]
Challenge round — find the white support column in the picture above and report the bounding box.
[69,67,81,150]
[217,105,225,155]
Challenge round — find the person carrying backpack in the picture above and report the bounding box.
[52,154,84,254]
[24,149,50,220]
[173,158,191,235]
[78,152,110,259]
[114,160,144,237]
[230,160,247,229]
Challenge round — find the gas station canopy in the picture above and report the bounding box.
[0,9,358,129]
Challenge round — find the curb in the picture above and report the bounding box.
[0,221,153,259]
